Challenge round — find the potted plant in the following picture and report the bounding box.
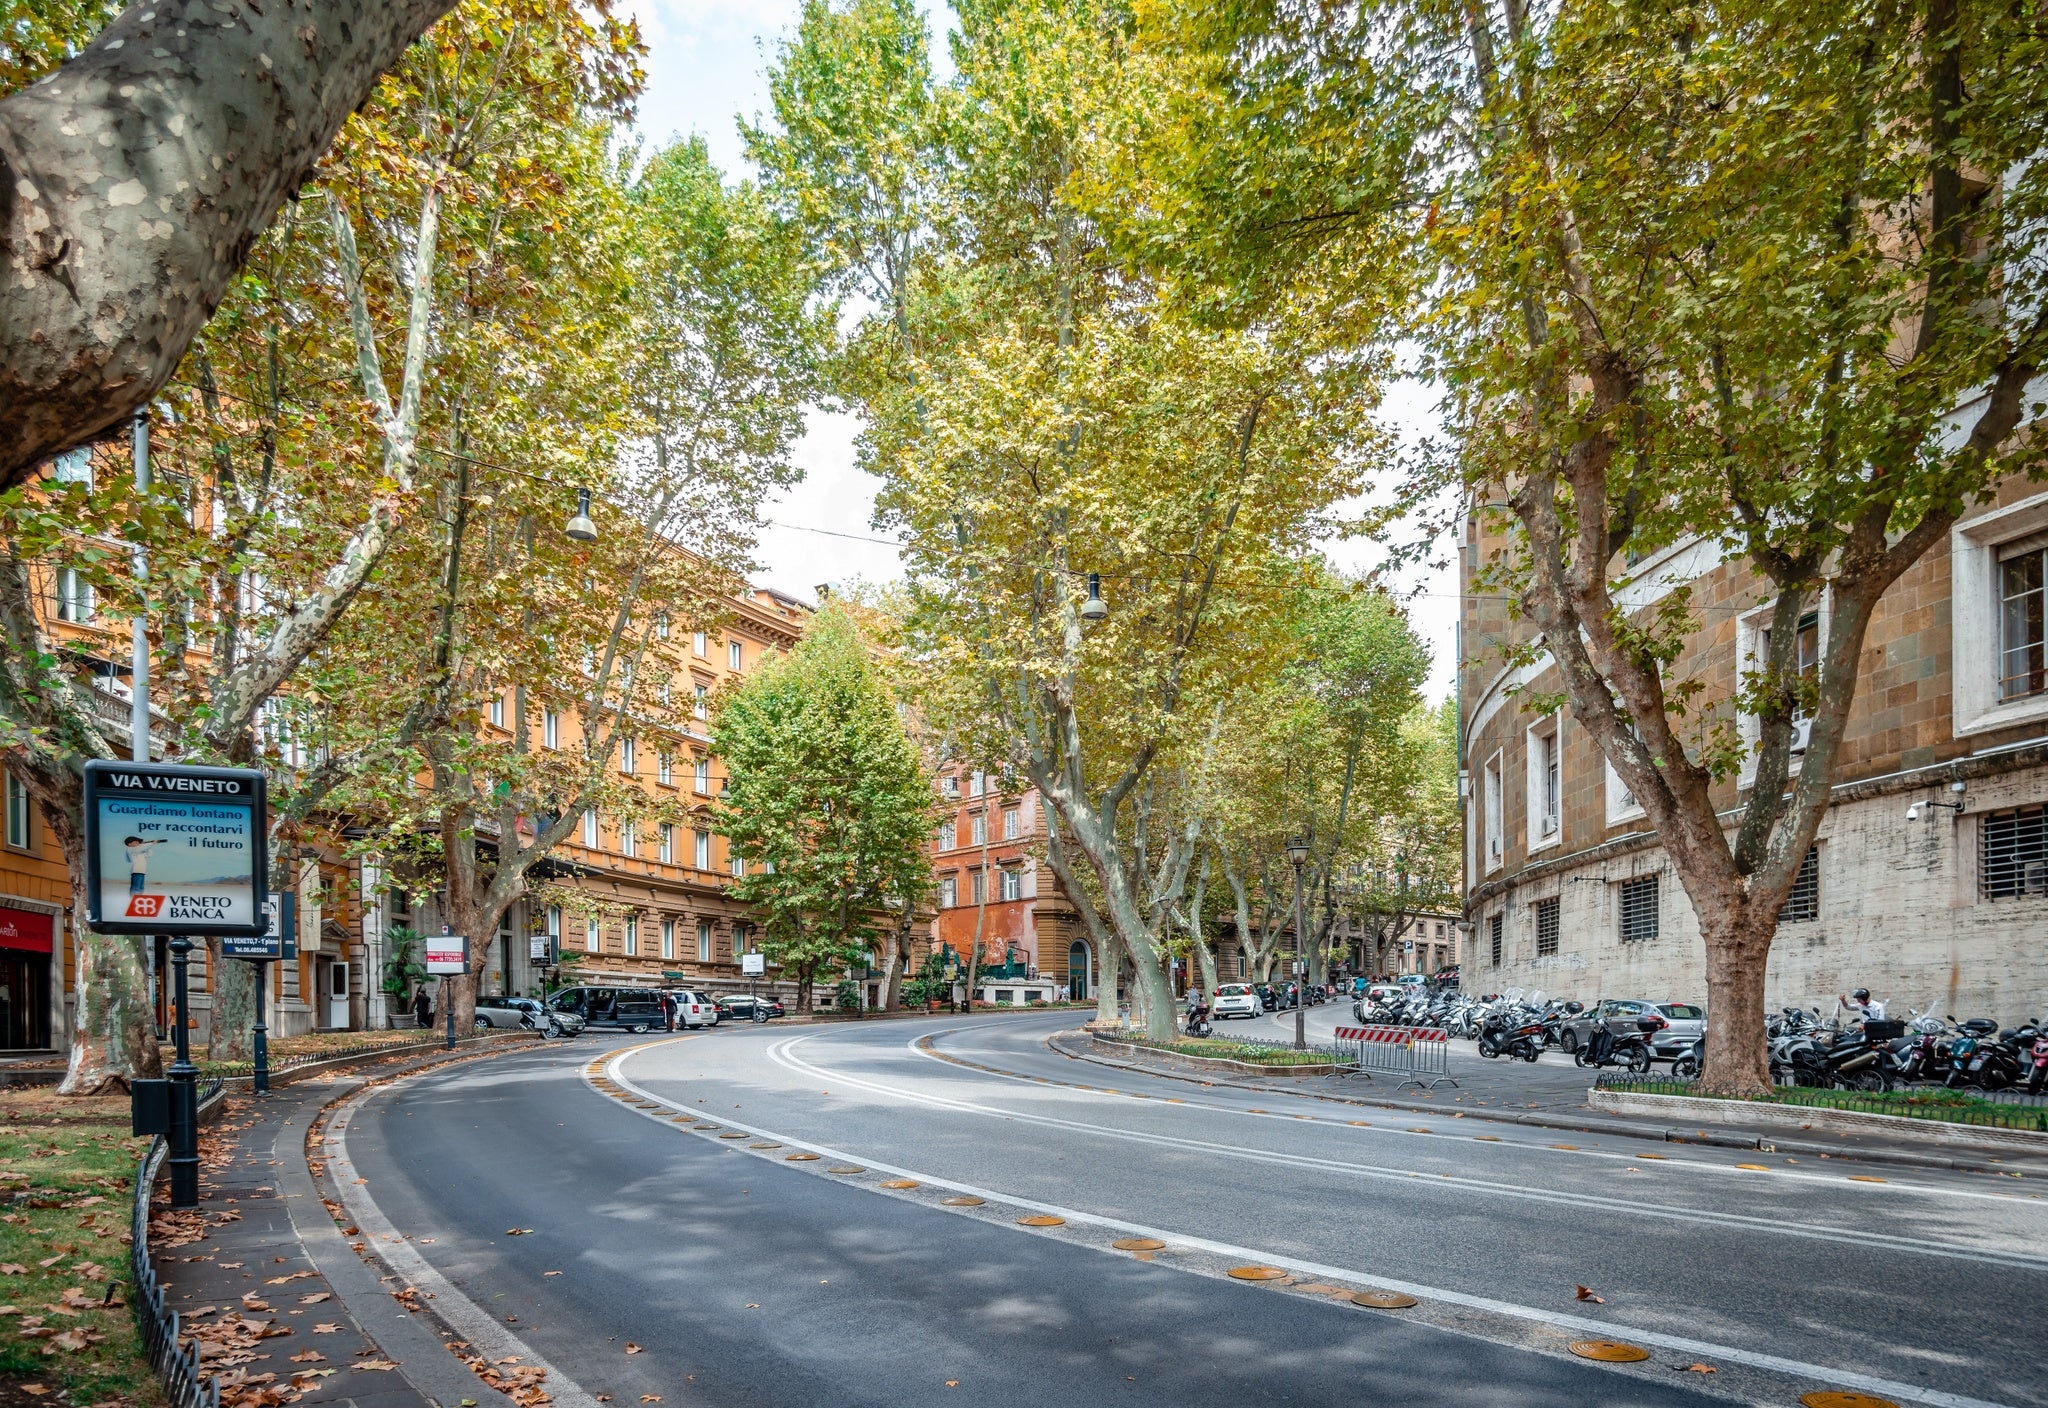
[381,925,426,1030]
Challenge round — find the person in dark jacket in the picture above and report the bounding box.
[413,986,433,1029]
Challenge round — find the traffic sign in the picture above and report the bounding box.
[425,932,469,975]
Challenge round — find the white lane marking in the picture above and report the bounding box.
[326,1072,610,1408]
[928,1023,2044,1209]
[754,1032,2048,1272]
[607,1044,2016,1408]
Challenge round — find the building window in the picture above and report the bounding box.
[582,810,599,848]
[693,631,707,657]
[936,821,952,851]
[4,773,31,850]
[730,850,744,879]
[1604,754,1644,826]
[939,875,957,909]
[970,869,985,905]
[546,905,561,953]
[544,710,559,749]
[623,916,639,957]
[1779,846,1821,923]
[2000,542,2047,701]
[54,566,94,623]
[1000,868,1022,902]
[1980,804,2048,899]
[1526,716,1561,847]
[697,921,712,962]
[1488,913,1503,966]
[970,812,987,846]
[659,753,672,786]
[1618,875,1660,943]
[659,823,675,864]
[941,776,960,799]
[1003,808,1020,840]
[694,830,711,870]
[621,821,636,859]
[585,916,601,953]
[621,737,636,775]
[489,694,505,728]
[51,447,93,486]
[656,612,670,640]
[1535,896,1559,956]
[694,685,708,720]
[729,640,744,671]
[1482,752,1504,872]
[733,923,750,958]
[661,918,676,960]
[695,757,710,794]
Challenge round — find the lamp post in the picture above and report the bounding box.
[250,958,269,1094]
[565,487,598,543]
[165,935,200,1208]
[1286,834,1309,1050]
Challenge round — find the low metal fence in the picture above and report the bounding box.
[1330,1025,1458,1092]
[1593,1073,2048,1131]
[131,1080,226,1408]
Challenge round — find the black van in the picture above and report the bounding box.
[548,987,670,1033]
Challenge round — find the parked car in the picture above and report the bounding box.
[666,989,720,1029]
[1647,1002,1706,1062]
[1212,983,1263,1020]
[548,987,671,1033]
[473,995,534,1030]
[716,994,785,1022]
[1252,983,1279,1011]
[1558,998,1670,1054]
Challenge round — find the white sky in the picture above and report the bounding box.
[625,0,1460,704]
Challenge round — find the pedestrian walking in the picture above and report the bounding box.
[413,985,433,1029]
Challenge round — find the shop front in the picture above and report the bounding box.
[0,903,56,1050]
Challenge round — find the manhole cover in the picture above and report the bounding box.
[1800,1395,1900,1408]
[1568,1341,1650,1363]
[785,1153,820,1162]
[1017,1215,1066,1227]
[1227,1266,1287,1282]
[828,1166,866,1175]
[880,1179,920,1189]
[1112,1238,1164,1252]
[1351,1290,1418,1309]
[941,1196,985,1206]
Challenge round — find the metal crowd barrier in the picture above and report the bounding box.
[1332,1025,1458,1091]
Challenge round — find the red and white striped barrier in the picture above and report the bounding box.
[1331,1024,1456,1088]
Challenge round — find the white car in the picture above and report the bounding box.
[1211,983,1262,1020]
[668,989,720,1029]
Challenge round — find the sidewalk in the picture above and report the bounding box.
[1046,1030,2048,1178]
[154,1044,543,1408]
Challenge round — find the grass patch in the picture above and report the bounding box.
[1109,1034,1340,1067]
[1610,1078,2048,1132]
[0,1088,158,1405]
[161,1027,475,1078]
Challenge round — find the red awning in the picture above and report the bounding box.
[0,905,55,955]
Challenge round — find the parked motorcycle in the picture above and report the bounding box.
[1575,1022,1653,1073]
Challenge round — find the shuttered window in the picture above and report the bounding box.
[1535,897,1560,956]
[1981,804,2048,899]
[1778,847,1820,923]
[1618,875,1659,943]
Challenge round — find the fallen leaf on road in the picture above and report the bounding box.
[299,1293,331,1305]
[945,1382,959,1389]
[744,1304,760,1310]
[640,1396,661,1402]
[311,1324,339,1334]
[352,1359,400,1371]
[19,1385,47,1397]
[241,1295,274,1312]
[265,1272,315,1286]
[543,1271,560,1277]
[1574,1286,1605,1304]
[1681,1364,1718,1374]
[505,1228,533,1236]
[624,1342,643,1354]
[289,1351,325,1363]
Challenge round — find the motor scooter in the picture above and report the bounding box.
[1575,1022,1653,1074]
[1184,1001,1214,1038]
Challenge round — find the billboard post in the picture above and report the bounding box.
[83,761,267,1209]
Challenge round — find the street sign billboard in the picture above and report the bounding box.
[425,933,469,975]
[82,761,267,935]
[224,894,295,961]
[742,952,766,976]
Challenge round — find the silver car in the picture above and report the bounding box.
[1558,998,1666,1053]
[474,995,584,1037]
[1647,1002,1705,1061]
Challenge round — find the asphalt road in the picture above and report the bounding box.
[334,1014,2048,1408]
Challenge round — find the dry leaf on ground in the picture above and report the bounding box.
[1573,1286,1605,1304]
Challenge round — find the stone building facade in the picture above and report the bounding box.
[1460,476,2048,1025]
[928,770,1087,998]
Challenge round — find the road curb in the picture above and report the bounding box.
[1040,1031,2042,1177]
